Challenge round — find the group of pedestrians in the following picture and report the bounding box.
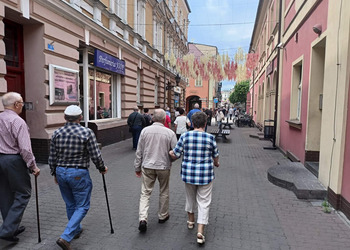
[134,109,219,244]
[0,94,219,248]
[0,92,108,250]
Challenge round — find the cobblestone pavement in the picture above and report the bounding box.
[1,126,350,250]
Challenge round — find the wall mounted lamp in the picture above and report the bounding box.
[175,74,181,86]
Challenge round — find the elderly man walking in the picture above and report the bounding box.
[134,109,177,232]
[187,103,201,130]
[49,105,108,250]
[0,92,40,242]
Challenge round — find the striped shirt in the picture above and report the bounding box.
[49,122,105,175]
[173,130,219,185]
[0,109,37,170]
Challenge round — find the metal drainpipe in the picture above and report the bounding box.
[272,0,283,148]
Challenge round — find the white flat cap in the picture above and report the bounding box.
[64,105,82,116]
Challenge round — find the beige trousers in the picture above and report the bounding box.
[139,168,171,221]
[185,182,213,225]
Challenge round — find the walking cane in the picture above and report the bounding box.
[35,175,41,243]
[102,174,114,234]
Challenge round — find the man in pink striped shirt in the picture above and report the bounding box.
[0,92,40,242]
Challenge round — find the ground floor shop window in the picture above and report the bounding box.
[79,66,120,120]
[78,47,124,122]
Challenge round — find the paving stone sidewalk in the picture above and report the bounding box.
[1,126,350,250]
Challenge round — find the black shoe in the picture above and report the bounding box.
[73,228,83,239]
[138,220,147,232]
[158,215,170,223]
[0,236,19,242]
[14,226,25,236]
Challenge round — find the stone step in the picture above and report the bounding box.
[267,162,327,200]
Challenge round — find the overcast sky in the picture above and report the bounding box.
[187,0,259,91]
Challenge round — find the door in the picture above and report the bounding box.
[4,19,26,120]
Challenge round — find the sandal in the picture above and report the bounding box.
[187,221,195,229]
[197,232,205,244]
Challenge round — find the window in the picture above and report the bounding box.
[168,0,172,12]
[195,79,202,86]
[153,18,163,52]
[114,0,127,23]
[78,48,121,120]
[175,1,178,21]
[136,0,145,37]
[291,61,303,120]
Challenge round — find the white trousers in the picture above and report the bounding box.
[185,182,213,225]
[139,168,170,221]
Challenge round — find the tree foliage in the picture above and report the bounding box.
[229,80,250,104]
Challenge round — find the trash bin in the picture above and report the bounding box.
[264,119,274,139]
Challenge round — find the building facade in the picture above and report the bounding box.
[249,0,350,219]
[0,0,190,162]
[185,43,218,112]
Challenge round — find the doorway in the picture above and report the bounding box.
[4,19,26,120]
[305,38,326,176]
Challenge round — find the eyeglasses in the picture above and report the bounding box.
[15,101,24,106]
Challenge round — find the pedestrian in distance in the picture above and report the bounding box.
[174,108,190,140]
[216,108,225,131]
[127,106,146,150]
[228,106,234,121]
[187,103,201,130]
[169,111,219,245]
[143,108,152,127]
[49,105,108,250]
[165,106,171,119]
[0,92,41,242]
[204,108,213,126]
[163,108,172,129]
[134,109,177,233]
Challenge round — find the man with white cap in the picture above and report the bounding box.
[0,92,40,242]
[49,105,108,250]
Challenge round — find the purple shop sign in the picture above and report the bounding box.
[94,49,125,75]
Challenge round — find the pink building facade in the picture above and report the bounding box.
[250,0,350,219]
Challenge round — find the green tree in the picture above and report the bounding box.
[229,80,250,104]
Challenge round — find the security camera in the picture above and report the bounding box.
[277,43,283,49]
[312,24,322,35]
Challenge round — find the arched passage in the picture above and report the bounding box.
[186,95,202,113]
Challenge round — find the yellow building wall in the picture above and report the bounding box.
[101,0,109,8]
[145,2,153,45]
[128,0,134,29]
[318,0,350,193]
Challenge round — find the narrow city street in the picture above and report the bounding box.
[1,126,350,250]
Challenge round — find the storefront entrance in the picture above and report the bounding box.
[4,19,26,120]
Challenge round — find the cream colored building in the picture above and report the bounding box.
[0,0,190,161]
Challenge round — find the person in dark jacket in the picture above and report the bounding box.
[127,106,146,150]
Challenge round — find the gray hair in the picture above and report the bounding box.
[192,112,207,128]
[194,103,199,109]
[153,109,166,122]
[2,92,22,107]
[133,106,139,111]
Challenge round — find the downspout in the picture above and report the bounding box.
[272,0,283,148]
